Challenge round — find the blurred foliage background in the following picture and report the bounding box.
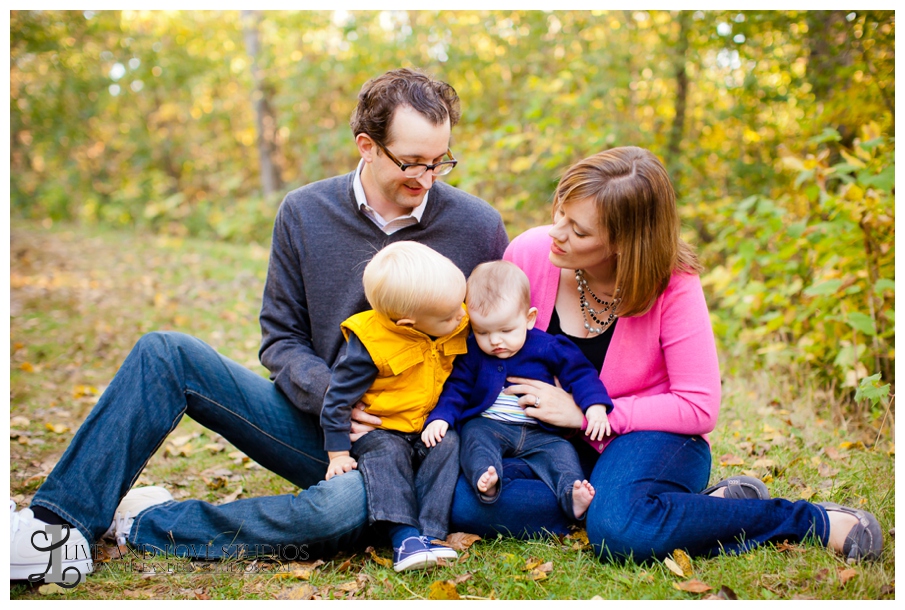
[9,10,895,417]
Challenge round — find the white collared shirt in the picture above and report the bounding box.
[353,160,428,235]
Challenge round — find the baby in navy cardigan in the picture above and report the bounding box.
[423,261,613,519]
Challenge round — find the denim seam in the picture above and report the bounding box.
[27,499,95,547]
[185,388,327,465]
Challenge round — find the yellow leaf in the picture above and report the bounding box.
[673,549,693,576]
[524,558,542,571]
[335,580,359,593]
[799,486,816,500]
[72,385,98,398]
[45,422,70,434]
[20,362,35,372]
[428,580,460,600]
[838,568,858,586]
[277,584,316,600]
[526,569,548,581]
[368,549,393,569]
[38,583,67,595]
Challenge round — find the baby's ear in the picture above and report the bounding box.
[395,317,416,328]
[526,307,538,330]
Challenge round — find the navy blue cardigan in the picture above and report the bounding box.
[426,328,613,432]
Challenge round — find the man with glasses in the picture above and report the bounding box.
[10,68,508,583]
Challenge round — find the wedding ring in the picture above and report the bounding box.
[534,395,541,407]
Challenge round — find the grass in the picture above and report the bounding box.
[8,219,895,600]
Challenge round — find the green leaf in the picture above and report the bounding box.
[846,312,877,336]
[859,164,895,192]
[809,128,842,145]
[874,279,895,294]
[803,279,842,297]
[854,373,890,406]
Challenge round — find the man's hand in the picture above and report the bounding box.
[349,402,382,442]
[326,451,358,480]
[421,420,449,447]
[584,404,612,441]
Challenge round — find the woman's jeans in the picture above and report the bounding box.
[31,331,369,559]
[451,431,830,561]
[350,429,460,540]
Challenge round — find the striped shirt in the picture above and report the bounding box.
[481,392,538,425]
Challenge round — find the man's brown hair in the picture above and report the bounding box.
[349,67,460,146]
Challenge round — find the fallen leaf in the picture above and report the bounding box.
[20,362,35,372]
[170,433,197,447]
[775,540,806,553]
[839,441,865,451]
[708,585,739,600]
[523,557,542,571]
[752,458,775,469]
[536,561,553,573]
[817,462,839,478]
[525,569,548,581]
[366,547,393,568]
[838,568,858,586]
[445,532,481,551]
[45,422,70,434]
[719,453,745,466]
[194,588,210,600]
[672,549,692,576]
[454,573,473,584]
[10,416,30,427]
[568,529,591,550]
[663,557,685,577]
[429,580,460,600]
[823,446,844,461]
[335,580,360,593]
[799,486,816,500]
[215,486,243,505]
[672,579,712,594]
[277,584,316,600]
[336,557,354,572]
[38,583,67,595]
[203,442,227,453]
[72,385,98,398]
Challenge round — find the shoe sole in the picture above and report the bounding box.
[393,551,437,572]
[10,559,93,584]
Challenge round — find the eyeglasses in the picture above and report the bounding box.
[375,141,458,178]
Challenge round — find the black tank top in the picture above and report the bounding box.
[545,308,616,374]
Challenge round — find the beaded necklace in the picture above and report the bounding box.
[575,269,619,334]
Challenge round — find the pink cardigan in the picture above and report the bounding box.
[504,226,721,453]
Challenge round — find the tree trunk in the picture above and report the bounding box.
[667,10,690,173]
[241,10,282,198]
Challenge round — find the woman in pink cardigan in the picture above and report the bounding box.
[449,147,881,563]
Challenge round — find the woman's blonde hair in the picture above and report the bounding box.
[553,146,702,317]
[465,260,531,316]
[363,241,466,320]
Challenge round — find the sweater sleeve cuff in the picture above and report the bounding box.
[323,431,352,452]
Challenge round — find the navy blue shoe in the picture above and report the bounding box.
[424,536,458,560]
[393,536,437,572]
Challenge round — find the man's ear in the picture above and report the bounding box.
[356,133,376,163]
[395,318,416,328]
[526,307,538,330]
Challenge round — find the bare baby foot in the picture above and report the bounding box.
[477,466,500,498]
[572,480,595,519]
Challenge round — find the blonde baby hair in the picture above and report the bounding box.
[363,241,466,320]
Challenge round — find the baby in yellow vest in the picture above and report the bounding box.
[320,241,470,572]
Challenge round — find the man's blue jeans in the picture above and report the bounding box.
[31,332,369,558]
[451,431,831,561]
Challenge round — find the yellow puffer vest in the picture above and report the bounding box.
[341,308,469,434]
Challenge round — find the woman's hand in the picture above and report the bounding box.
[504,376,585,429]
[349,402,381,442]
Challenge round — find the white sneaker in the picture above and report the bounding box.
[10,500,93,585]
[103,486,173,546]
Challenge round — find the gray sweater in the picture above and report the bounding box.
[259,170,509,416]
